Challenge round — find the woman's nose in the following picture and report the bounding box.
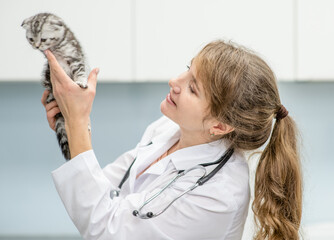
[169,78,181,94]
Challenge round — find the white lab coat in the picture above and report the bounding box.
[52,116,250,240]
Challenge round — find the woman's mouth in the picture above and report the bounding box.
[166,93,176,106]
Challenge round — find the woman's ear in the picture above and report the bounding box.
[210,122,234,136]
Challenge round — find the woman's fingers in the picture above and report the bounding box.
[45,100,59,112]
[87,68,99,91]
[41,89,61,131]
[41,89,50,107]
[41,90,60,113]
[44,50,65,78]
[43,49,99,127]
[46,105,61,120]
[46,104,61,131]
[44,50,73,87]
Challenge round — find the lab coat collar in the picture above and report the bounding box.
[150,119,180,146]
[169,139,230,171]
[142,139,229,176]
[130,118,231,192]
[145,123,231,172]
[129,122,180,192]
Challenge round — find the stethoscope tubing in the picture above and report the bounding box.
[111,144,234,219]
[133,165,207,219]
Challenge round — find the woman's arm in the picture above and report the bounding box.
[44,50,99,159]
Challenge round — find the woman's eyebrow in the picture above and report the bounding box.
[190,73,200,93]
[189,59,200,90]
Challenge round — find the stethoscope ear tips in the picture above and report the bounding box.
[133,210,139,217]
[132,210,154,218]
[146,212,154,218]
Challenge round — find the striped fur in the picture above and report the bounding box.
[22,13,89,160]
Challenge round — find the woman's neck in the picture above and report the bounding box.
[168,128,217,155]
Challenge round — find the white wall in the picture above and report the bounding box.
[297,0,334,80]
[1,0,333,82]
[1,0,133,81]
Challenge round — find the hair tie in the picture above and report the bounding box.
[276,104,289,120]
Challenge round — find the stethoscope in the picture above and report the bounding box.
[110,145,234,219]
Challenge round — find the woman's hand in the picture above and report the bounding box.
[44,50,99,126]
[44,49,99,159]
[41,89,60,131]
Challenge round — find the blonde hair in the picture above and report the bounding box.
[194,40,302,240]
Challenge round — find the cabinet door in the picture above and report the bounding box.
[135,0,294,81]
[297,0,334,80]
[1,0,132,81]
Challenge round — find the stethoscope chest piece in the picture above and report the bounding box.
[110,189,120,199]
[133,165,207,219]
[116,147,234,219]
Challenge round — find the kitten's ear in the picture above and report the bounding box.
[21,16,33,29]
[50,20,64,27]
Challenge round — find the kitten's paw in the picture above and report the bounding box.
[74,76,88,89]
[76,81,88,89]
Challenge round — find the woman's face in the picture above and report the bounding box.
[161,63,212,134]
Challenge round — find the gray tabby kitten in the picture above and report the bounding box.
[22,13,89,160]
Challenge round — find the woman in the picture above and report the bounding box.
[42,40,302,240]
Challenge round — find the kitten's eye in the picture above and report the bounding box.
[41,38,47,42]
[29,38,34,42]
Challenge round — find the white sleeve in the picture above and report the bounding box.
[52,150,174,239]
[102,147,137,189]
[52,150,247,240]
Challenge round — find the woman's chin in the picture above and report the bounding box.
[160,100,171,117]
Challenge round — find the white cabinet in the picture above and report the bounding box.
[297,0,334,80]
[0,0,133,81]
[1,0,333,81]
[134,0,295,81]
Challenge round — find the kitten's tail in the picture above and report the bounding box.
[55,113,71,160]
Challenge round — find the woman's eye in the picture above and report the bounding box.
[29,38,34,42]
[186,65,190,71]
[189,85,195,94]
[41,38,47,42]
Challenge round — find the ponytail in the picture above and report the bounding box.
[252,116,302,240]
[193,40,303,239]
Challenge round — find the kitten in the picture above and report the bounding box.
[22,13,89,160]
